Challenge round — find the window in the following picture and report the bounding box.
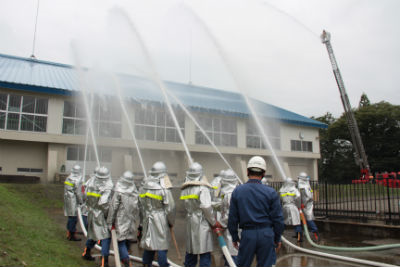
[291,140,313,152]
[66,145,112,163]
[62,95,121,138]
[0,93,48,132]
[246,119,281,149]
[195,115,237,147]
[134,103,185,143]
[17,168,43,173]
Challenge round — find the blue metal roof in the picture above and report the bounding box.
[0,53,327,129]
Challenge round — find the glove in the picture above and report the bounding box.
[212,221,223,234]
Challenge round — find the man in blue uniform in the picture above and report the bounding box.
[228,156,284,267]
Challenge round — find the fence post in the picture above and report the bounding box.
[386,180,392,222]
[325,181,328,218]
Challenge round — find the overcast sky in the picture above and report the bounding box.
[1,0,399,118]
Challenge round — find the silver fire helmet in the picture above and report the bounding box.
[149,161,167,176]
[71,164,81,174]
[298,172,309,181]
[222,169,237,183]
[186,162,203,181]
[121,170,135,183]
[96,166,110,179]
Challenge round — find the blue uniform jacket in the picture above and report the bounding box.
[228,179,284,244]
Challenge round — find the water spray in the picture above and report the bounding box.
[71,42,101,168]
[181,3,287,179]
[166,89,243,184]
[112,74,148,179]
[109,7,193,166]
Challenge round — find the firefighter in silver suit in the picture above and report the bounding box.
[83,166,114,267]
[64,164,83,241]
[139,161,175,267]
[279,177,302,242]
[107,171,139,267]
[180,162,221,267]
[298,172,319,241]
[219,169,239,266]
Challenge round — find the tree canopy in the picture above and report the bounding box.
[314,98,400,183]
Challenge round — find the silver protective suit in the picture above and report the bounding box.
[64,172,83,216]
[181,178,216,254]
[139,175,176,250]
[219,170,239,256]
[85,168,114,241]
[107,173,140,242]
[298,175,315,221]
[279,178,301,225]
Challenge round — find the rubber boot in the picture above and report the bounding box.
[68,232,81,241]
[121,258,132,267]
[101,256,109,267]
[82,247,95,261]
[297,232,303,243]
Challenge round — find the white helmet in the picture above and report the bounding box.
[247,156,267,172]
[222,169,237,184]
[298,172,309,180]
[186,162,203,181]
[149,161,167,176]
[71,165,81,174]
[284,177,295,186]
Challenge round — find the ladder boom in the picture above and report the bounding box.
[321,30,371,176]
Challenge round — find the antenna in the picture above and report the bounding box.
[31,0,40,59]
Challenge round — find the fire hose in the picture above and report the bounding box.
[299,211,400,252]
[278,211,399,267]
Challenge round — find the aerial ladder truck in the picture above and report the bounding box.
[320,30,372,183]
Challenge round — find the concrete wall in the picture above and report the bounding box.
[0,140,47,180]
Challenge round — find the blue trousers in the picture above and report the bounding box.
[87,238,111,256]
[118,240,130,261]
[306,220,318,233]
[66,216,77,232]
[184,252,211,267]
[237,227,276,267]
[143,249,169,267]
[294,225,303,234]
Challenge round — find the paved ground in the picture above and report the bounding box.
[48,186,400,267]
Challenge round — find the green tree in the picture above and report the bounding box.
[359,93,371,108]
[315,101,400,183]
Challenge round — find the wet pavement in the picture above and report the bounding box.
[59,187,400,267]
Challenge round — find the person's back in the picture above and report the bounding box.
[228,156,284,267]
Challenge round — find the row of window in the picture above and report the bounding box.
[0,93,314,152]
[0,94,48,132]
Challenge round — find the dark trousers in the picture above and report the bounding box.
[237,227,276,267]
[66,216,77,232]
[143,249,169,267]
[184,252,211,267]
[307,220,318,233]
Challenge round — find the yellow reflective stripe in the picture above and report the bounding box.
[310,189,313,193]
[180,194,199,200]
[64,181,74,187]
[140,192,163,201]
[87,192,102,198]
[280,193,296,197]
[212,186,218,190]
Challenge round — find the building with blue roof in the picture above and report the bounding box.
[0,53,326,183]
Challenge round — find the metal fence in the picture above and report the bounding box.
[269,181,400,225]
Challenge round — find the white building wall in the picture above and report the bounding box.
[0,89,323,183]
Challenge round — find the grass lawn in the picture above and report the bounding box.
[0,183,96,267]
